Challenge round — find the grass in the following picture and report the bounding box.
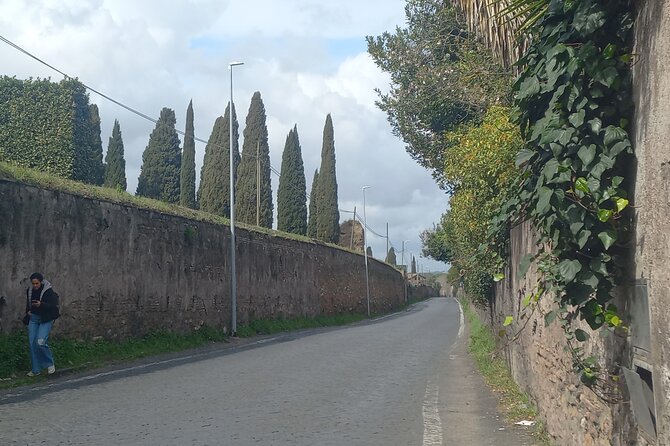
[0,311,371,390]
[460,298,551,445]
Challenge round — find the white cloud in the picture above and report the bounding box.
[0,0,449,271]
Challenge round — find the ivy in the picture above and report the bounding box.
[491,0,634,386]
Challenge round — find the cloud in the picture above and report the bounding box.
[0,0,449,271]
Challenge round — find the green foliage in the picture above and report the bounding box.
[491,0,634,384]
[235,92,273,227]
[385,246,397,265]
[0,76,103,183]
[366,246,373,258]
[136,107,182,203]
[103,120,127,191]
[277,125,307,235]
[198,103,240,217]
[315,114,340,243]
[307,169,319,237]
[367,0,512,187]
[179,100,197,209]
[421,107,522,302]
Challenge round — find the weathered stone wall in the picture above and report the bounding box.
[492,221,631,445]
[631,0,670,444]
[0,180,404,338]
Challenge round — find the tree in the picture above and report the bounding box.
[411,256,417,274]
[315,114,340,243]
[198,103,240,217]
[366,246,373,258]
[86,104,105,186]
[103,119,127,191]
[277,126,307,235]
[235,92,273,227]
[367,0,511,188]
[180,100,197,209]
[307,169,319,237]
[136,107,182,203]
[385,247,397,265]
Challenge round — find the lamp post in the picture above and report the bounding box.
[229,61,243,336]
[362,185,372,317]
[401,240,409,303]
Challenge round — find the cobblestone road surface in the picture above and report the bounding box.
[0,298,536,445]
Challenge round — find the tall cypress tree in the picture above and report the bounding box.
[87,104,105,186]
[103,119,127,190]
[180,100,197,209]
[315,114,340,243]
[277,126,307,235]
[136,107,181,203]
[385,247,397,265]
[411,256,417,274]
[198,103,240,217]
[307,169,319,237]
[235,92,273,227]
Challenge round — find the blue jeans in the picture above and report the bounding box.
[28,314,54,373]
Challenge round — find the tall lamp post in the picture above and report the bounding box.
[229,61,243,336]
[401,240,410,303]
[362,185,372,317]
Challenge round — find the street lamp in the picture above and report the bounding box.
[229,61,243,336]
[401,240,410,303]
[362,185,372,317]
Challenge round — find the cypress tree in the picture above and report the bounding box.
[307,169,319,237]
[136,107,181,203]
[197,103,240,217]
[366,246,373,258]
[103,119,127,191]
[385,247,397,265]
[235,92,273,227]
[87,104,105,186]
[277,126,307,235]
[411,256,417,274]
[180,100,197,209]
[315,114,340,243]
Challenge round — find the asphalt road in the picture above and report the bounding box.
[0,297,536,445]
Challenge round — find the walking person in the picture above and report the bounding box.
[24,272,60,377]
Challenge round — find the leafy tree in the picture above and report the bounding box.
[198,103,240,217]
[180,100,197,209]
[136,107,182,203]
[367,0,511,188]
[307,169,319,237]
[385,247,397,265]
[103,119,127,191]
[411,256,417,274]
[277,126,307,234]
[315,114,340,243]
[235,92,273,227]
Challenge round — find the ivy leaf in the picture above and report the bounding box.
[515,148,535,167]
[518,253,534,279]
[575,177,589,193]
[536,186,553,214]
[575,329,590,342]
[503,316,514,327]
[603,125,628,146]
[568,109,585,128]
[615,198,629,212]
[570,221,584,235]
[602,43,616,59]
[589,258,608,275]
[598,230,617,250]
[588,118,602,134]
[493,273,505,282]
[544,310,557,327]
[597,209,613,222]
[577,144,596,167]
[577,229,591,249]
[518,75,541,100]
[557,259,582,282]
[610,140,631,157]
[596,66,619,88]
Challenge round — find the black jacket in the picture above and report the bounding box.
[25,280,60,323]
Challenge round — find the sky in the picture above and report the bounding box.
[0,0,450,272]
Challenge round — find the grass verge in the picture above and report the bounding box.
[0,312,369,390]
[460,298,551,445]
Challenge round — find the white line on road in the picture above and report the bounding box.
[457,299,464,338]
[422,383,444,446]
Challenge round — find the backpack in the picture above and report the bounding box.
[51,291,61,320]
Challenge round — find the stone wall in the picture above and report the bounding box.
[0,179,404,338]
[631,0,670,443]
